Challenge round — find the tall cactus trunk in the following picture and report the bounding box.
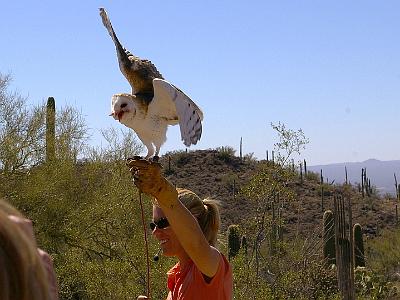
[300,162,303,184]
[397,183,400,202]
[227,225,241,261]
[46,97,56,162]
[323,210,336,266]
[320,169,324,212]
[353,223,365,268]
[334,194,355,300]
[270,201,276,255]
[239,137,243,162]
[361,168,365,198]
[241,235,248,257]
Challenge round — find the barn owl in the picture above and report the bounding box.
[99,8,203,159]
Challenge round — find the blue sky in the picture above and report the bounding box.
[1,1,399,165]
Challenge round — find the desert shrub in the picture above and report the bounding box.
[7,156,162,299]
[354,267,398,299]
[382,192,396,200]
[166,150,191,167]
[230,238,339,299]
[0,73,46,172]
[8,155,178,299]
[220,173,239,189]
[231,252,273,299]
[244,152,257,162]
[0,88,173,298]
[305,171,320,182]
[318,183,334,197]
[239,163,339,299]
[227,224,241,260]
[366,228,400,276]
[216,146,236,162]
[270,121,309,167]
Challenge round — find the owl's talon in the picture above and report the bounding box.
[152,156,159,162]
[126,156,144,166]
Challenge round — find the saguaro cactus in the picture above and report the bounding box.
[334,195,355,300]
[227,224,241,261]
[353,223,365,268]
[241,235,248,256]
[299,162,303,184]
[320,170,325,212]
[46,97,56,162]
[303,159,307,176]
[323,210,336,265]
[361,168,365,198]
[239,137,243,161]
[362,168,372,197]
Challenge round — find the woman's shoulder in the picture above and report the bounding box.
[192,248,232,285]
[215,249,232,277]
[184,249,233,299]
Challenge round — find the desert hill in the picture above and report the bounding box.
[159,149,399,239]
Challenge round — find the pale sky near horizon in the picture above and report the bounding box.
[1,1,399,165]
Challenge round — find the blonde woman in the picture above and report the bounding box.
[0,198,58,300]
[128,158,232,300]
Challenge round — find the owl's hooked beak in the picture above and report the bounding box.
[117,111,124,121]
[110,110,125,122]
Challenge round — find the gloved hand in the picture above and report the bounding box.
[126,157,178,206]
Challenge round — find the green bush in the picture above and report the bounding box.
[230,239,339,299]
[354,267,397,299]
[8,159,154,298]
[166,150,191,167]
[216,146,236,162]
[227,224,241,261]
[362,228,400,298]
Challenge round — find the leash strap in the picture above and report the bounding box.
[138,190,151,298]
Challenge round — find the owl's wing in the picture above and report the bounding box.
[99,9,132,79]
[99,8,163,94]
[150,78,203,147]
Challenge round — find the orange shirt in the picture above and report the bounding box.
[166,253,232,300]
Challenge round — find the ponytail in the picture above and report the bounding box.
[177,189,221,246]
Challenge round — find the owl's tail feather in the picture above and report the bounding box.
[99,8,132,69]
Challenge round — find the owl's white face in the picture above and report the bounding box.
[110,94,136,122]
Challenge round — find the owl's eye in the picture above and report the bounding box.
[120,103,127,108]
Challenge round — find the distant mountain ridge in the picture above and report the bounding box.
[308,159,400,196]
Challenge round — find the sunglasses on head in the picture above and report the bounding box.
[149,217,170,231]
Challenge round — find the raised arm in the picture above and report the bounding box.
[127,158,220,278]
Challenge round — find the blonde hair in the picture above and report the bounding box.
[176,188,221,246]
[0,198,51,300]
[0,198,24,217]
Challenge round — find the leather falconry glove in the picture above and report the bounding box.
[126,157,178,206]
